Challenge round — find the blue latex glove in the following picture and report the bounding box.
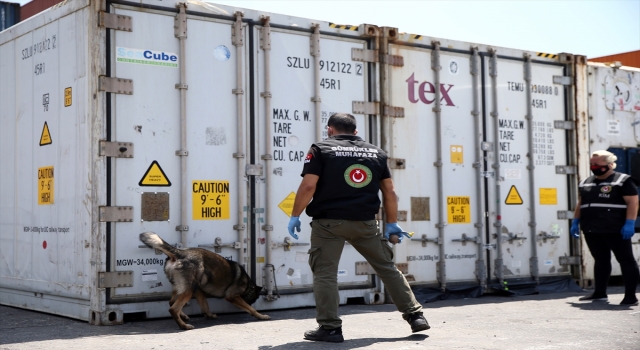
[570,218,580,239]
[621,219,636,240]
[384,223,412,244]
[288,216,301,240]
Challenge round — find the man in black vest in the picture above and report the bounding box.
[571,150,639,305]
[288,113,429,342]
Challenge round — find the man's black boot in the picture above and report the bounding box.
[304,326,344,342]
[404,312,430,333]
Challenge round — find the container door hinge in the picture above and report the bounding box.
[553,76,572,86]
[554,120,574,130]
[259,16,271,50]
[99,76,133,95]
[352,101,404,117]
[388,158,406,169]
[310,23,320,56]
[555,165,577,174]
[352,101,378,115]
[99,12,132,32]
[174,4,187,38]
[99,206,133,222]
[232,12,244,46]
[99,141,134,158]
[556,211,575,220]
[380,54,404,66]
[352,48,378,62]
[351,49,403,67]
[98,271,133,288]
[246,164,264,176]
[559,256,580,266]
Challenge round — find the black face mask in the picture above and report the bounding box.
[590,165,609,176]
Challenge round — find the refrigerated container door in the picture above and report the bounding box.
[109,5,247,299]
[386,43,484,287]
[484,55,572,284]
[254,25,372,295]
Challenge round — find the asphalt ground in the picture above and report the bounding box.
[1,285,639,350]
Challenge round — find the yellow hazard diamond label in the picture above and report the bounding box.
[278,192,296,217]
[505,185,523,205]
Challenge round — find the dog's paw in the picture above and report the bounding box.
[180,312,190,321]
[204,313,218,319]
[180,323,195,330]
[257,314,271,320]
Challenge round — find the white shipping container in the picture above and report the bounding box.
[0,0,381,324]
[576,62,640,286]
[2,0,611,324]
[382,34,577,290]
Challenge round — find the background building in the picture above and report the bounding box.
[590,50,640,68]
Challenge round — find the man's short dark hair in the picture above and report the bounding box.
[327,113,357,134]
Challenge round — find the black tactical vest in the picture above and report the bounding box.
[579,172,630,234]
[305,135,389,221]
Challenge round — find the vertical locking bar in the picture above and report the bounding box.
[523,54,539,283]
[470,46,487,289]
[379,27,392,156]
[489,48,504,286]
[432,41,447,291]
[175,2,189,245]
[260,16,276,301]
[569,55,586,287]
[310,24,322,142]
[232,11,247,269]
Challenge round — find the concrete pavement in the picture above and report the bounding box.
[1,286,638,350]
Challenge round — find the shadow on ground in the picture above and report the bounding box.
[1,285,634,346]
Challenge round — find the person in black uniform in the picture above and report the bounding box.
[287,113,429,342]
[571,150,639,305]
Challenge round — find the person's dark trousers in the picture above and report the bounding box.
[583,232,640,299]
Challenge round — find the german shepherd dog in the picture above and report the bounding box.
[139,232,270,330]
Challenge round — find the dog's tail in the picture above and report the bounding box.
[139,232,181,260]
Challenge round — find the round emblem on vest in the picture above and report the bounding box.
[600,186,612,193]
[344,164,373,188]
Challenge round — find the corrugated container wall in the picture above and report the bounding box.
[20,0,63,21]
[0,1,20,31]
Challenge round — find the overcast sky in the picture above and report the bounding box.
[14,0,639,58]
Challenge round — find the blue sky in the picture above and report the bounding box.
[212,0,639,58]
[15,0,640,58]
